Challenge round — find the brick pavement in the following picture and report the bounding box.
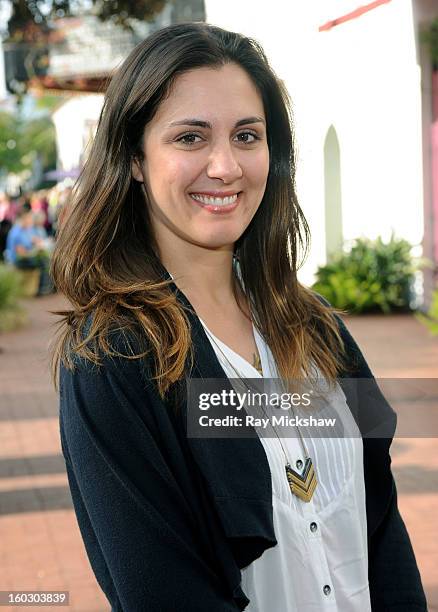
[343,313,438,611]
[0,296,436,611]
[0,294,108,612]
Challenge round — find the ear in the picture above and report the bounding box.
[131,157,144,182]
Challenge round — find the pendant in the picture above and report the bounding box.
[285,459,317,503]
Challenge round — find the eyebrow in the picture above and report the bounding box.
[167,116,266,129]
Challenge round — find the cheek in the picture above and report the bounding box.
[247,148,270,189]
[149,154,201,194]
[261,148,271,179]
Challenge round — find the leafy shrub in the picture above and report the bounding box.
[312,234,419,314]
[0,264,27,332]
[416,290,438,335]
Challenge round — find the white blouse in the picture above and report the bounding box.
[200,318,372,612]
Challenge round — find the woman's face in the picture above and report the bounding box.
[132,62,270,256]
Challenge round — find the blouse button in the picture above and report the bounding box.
[310,521,318,533]
[295,459,303,470]
[323,585,331,596]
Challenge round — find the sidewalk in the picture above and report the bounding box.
[343,312,438,611]
[0,295,437,611]
[0,295,108,612]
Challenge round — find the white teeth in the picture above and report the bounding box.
[190,193,238,206]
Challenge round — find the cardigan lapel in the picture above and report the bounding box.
[168,278,278,567]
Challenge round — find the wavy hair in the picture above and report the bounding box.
[51,21,349,397]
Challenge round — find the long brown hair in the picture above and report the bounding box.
[51,22,349,397]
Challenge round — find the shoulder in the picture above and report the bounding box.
[59,319,162,448]
[61,313,153,388]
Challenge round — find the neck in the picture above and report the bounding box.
[153,220,248,311]
[156,234,245,309]
[163,248,238,307]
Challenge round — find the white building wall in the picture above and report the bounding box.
[52,94,104,171]
[205,0,425,286]
[413,0,438,304]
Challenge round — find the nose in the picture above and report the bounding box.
[206,141,243,183]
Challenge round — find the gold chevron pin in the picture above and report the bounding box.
[285,459,317,503]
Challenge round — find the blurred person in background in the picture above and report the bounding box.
[47,184,72,235]
[5,207,53,295]
[0,192,19,223]
[31,191,52,235]
[32,209,52,245]
[0,193,13,262]
[17,196,32,213]
[4,207,36,264]
[33,209,55,256]
[0,192,12,222]
[47,186,59,226]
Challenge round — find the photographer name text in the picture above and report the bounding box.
[198,414,336,429]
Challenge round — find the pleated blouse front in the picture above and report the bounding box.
[200,318,372,612]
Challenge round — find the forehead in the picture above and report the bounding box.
[151,63,265,125]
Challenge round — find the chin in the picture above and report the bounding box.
[194,231,243,251]
[194,223,248,247]
[197,240,235,251]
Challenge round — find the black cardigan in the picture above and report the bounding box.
[59,284,427,611]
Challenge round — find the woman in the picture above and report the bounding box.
[52,22,426,611]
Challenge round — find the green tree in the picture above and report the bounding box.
[0,110,56,174]
[21,115,56,169]
[0,111,23,173]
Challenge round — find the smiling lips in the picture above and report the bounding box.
[190,193,239,206]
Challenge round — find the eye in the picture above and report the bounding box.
[234,131,260,144]
[175,132,203,146]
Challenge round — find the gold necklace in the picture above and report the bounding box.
[202,324,317,503]
[252,351,263,375]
